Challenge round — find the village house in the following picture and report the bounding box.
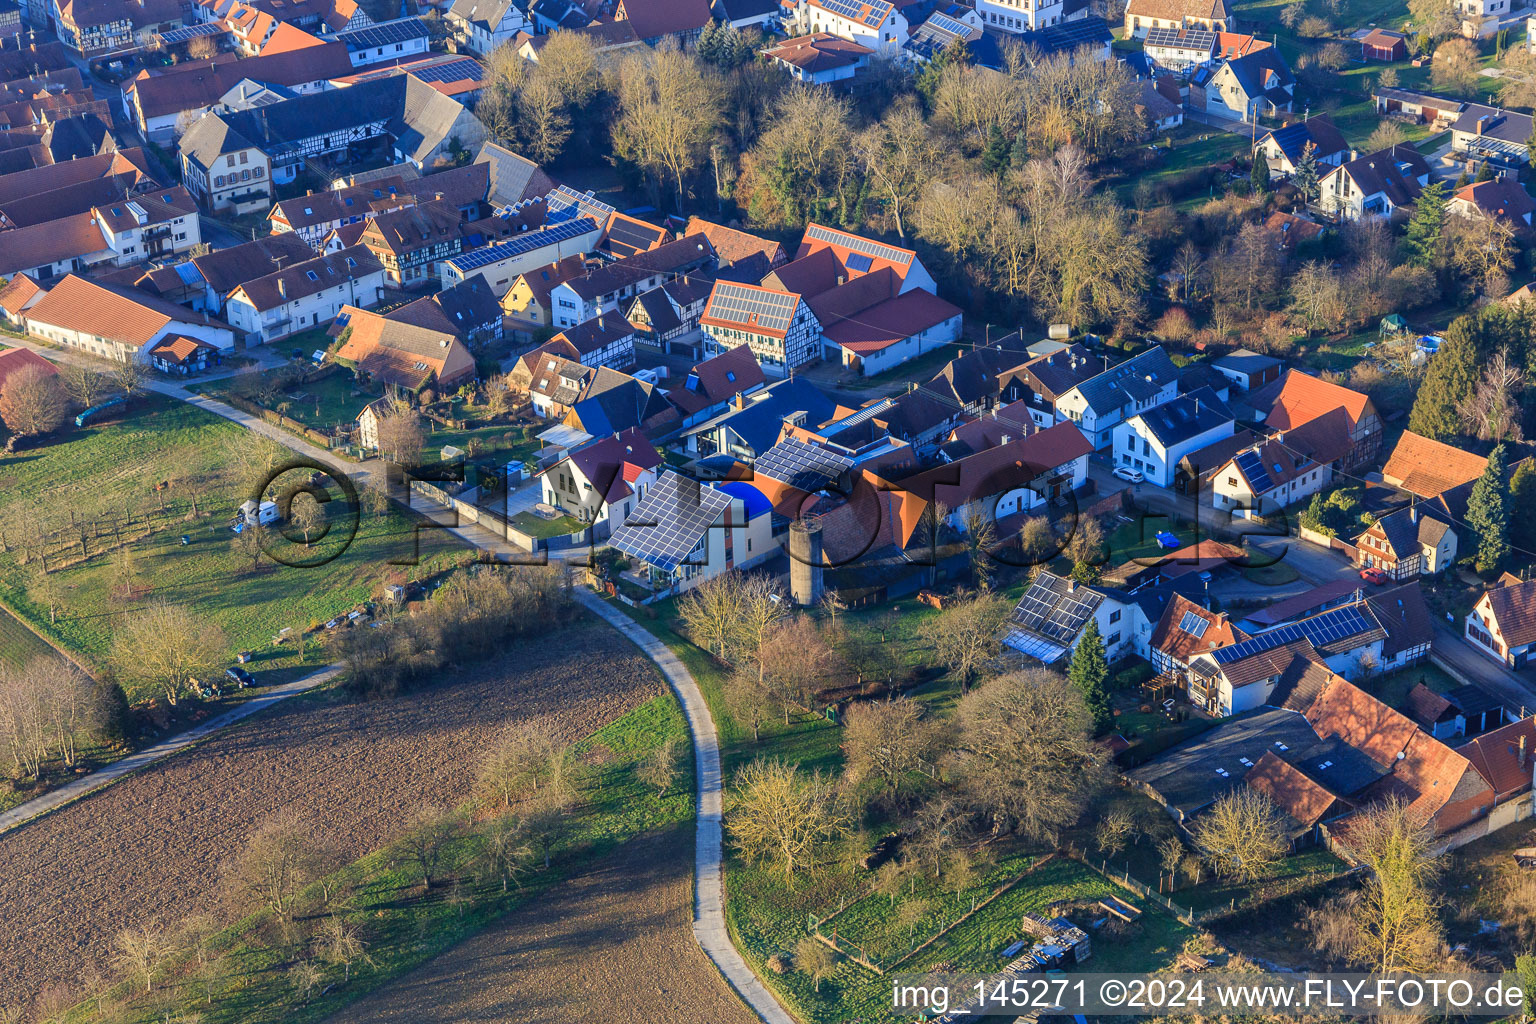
[549,234,716,328]
[508,338,588,418]
[1381,430,1488,498]
[612,0,712,46]
[1210,348,1282,392]
[785,0,908,51]
[1149,594,1249,678]
[224,245,386,344]
[1003,569,1143,664]
[1451,103,1534,167]
[1253,116,1350,179]
[700,280,822,375]
[998,343,1100,428]
[1319,144,1430,221]
[563,366,677,438]
[626,274,715,356]
[23,274,234,362]
[360,199,465,288]
[1054,345,1180,449]
[178,234,315,314]
[540,427,662,538]
[1447,178,1536,226]
[268,178,412,247]
[1112,387,1234,487]
[663,344,768,429]
[1124,0,1231,38]
[1456,0,1515,38]
[608,470,778,596]
[549,309,637,371]
[178,115,271,215]
[90,187,201,266]
[1254,369,1382,469]
[1210,413,1348,517]
[446,0,528,55]
[149,334,219,375]
[503,255,588,329]
[715,0,781,31]
[1355,503,1457,580]
[0,273,45,326]
[1357,27,1408,59]
[1196,46,1293,119]
[333,306,475,391]
[387,275,504,348]
[440,215,603,294]
[54,0,180,55]
[1466,574,1536,668]
[681,375,838,459]
[763,31,874,84]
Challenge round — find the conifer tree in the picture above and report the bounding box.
[1069,619,1113,736]
[1467,443,1511,574]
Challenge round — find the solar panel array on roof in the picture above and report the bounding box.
[157,22,224,42]
[1211,605,1376,665]
[1234,449,1273,492]
[844,252,873,273]
[803,223,912,266]
[706,283,799,333]
[816,0,892,27]
[337,17,428,48]
[1010,574,1102,644]
[1145,26,1215,49]
[1002,629,1069,663]
[1179,610,1209,637]
[406,57,482,84]
[754,437,854,491]
[926,11,969,36]
[610,473,733,572]
[444,216,596,272]
[1041,17,1113,45]
[546,185,615,226]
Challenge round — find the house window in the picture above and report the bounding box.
[1108,609,1121,623]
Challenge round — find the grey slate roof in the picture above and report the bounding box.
[1452,103,1534,145]
[179,113,259,171]
[1069,345,1179,416]
[1130,386,1232,448]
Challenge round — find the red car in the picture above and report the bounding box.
[1359,568,1389,585]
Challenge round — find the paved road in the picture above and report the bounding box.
[1431,622,1536,714]
[575,591,796,1024]
[0,664,341,837]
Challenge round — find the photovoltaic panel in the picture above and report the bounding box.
[803,223,912,266]
[1179,610,1209,637]
[753,437,854,491]
[1211,606,1376,665]
[546,185,615,226]
[926,11,969,36]
[610,473,733,572]
[157,22,225,43]
[845,252,873,273]
[815,0,892,28]
[1009,573,1102,644]
[1144,26,1214,49]
[1234,449,1273,493]
[406,57,483,84]
[444,217,597,272]
[705,282,799,333]
[1036,16,1114,47]
[337,17,429,48]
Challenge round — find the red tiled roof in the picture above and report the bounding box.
[612,0,711,39]
[1457,716,1536,799]
[1245,750,1342,829]
[24,274,221,347]
[1381,430,1487,497]
[683,217,784,266]
[1304,675,1421,767]
[150,334,214,363]
[763,32,873,73]
[1150,594,1248,664]
[1260,369,1374,433]
[821,290,961,354]
[1483,576,1536,649]
[0,346,56,393]
[0,273,45,314]
[1404,682,1454,728]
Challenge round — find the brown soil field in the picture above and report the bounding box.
[0,618,661,1005]
[326,824,757,1024]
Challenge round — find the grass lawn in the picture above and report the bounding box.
[509,509,586,540]
[196,362,380,439]
[64,689,696,1024]
[1372,660,1461,711]
[0,605,57,669]
[1113,128,1248,206]
[0,395,467,690]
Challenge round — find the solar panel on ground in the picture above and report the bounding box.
[706,283,798,332]
[1179,610,1209,637]
[445,216,597,272]
[610,473,732,571]
[1234,450,1273,493]
[804,223,912,266]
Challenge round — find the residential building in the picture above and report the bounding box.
[1143,25,1219,67]
[1210,418,1345,517]
[333,306,475,391]
[53,0,179,55]
[1466,573,1536,667]
[446,0,527,54]
[1457,0,1515,38]
[1254,369,1382,468]
[608,470,777,595]
[564,366,677,437]
[1380,430,1488,498]
[681,375,838,458]
[1054,345,1180,449]
[540,427,662,538]
[1447,177,1536,226]
[510,339,589,419]
[503,255,587,329]
[1149,594,1249,678]
[178,115,271,214]
[0,211,113,280]
[0,272,45,325]
[1451,103,1534,166]
[1319,144,1430,221]
[700,280,822,376]
[763,31,877,83]
[550,309,636,370]
[1253,115,1349,179]
[549,233,715,328]
[335,17,430,68]
[224,245,386,344]
[626,273,714,356]
[1137,79,1185,131]
[359,199,465,288]
[612,0,712,46]
[715,0,781,30]
[182,233,316,313]
[1211,348,1282,391]
[998,343,1100,428]
[441,215,601,294]
[1197,46,1292,119]
[785,0,908,50]
[1002,570,1142,663]
[1112,387,1234,487]
[1355,504,1457,580]
[269,178,412,247]
[476,140,557,206]
[23,274,234,361]
[926,344,1033,417]
[664,344,768,429]
[91,187,200,266]
[1124,0,1231,38]
[599,211,672,260]
[387,274,503,347]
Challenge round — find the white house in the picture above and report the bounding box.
[1111,387,1234,488]
[539,428,662,539]
[1318,144,1430,221]
[762,32,874,84]
[550,311,637,371]
[608,471,779,596]
[1466,574,1536,668]
[223,245,387,345]
[1055,345,1180,449]
[334,17,430,67]
[1002,570,1144,664]
[24,274,235,362]
[91,187,202,267]
[700,280,823,376]
[1211,435,1333,517]
[787,0,908,51]
[446,0,529,54]
[977,0,1068,33]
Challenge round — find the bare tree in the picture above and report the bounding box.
[223,808,338,923]
[954,668,1103,839]
[56,363,113,408]
[0,364,68,439]
[678,571,743,659]
[1193,788,1289,882]
[477,721,565,808]
[738,575,789,677]
[401,804,462,891]
[612,48,723,208]
[112,357,145,401]
[842,699,944,794]
[852,99,936,240]
[1460,347,1525,442]
[1347,796,1443,973]
[112,600,227,706]
[1432,37,1482,94]
[637,735,682,797]
[726,757,850,883]
[187,33,217,60]
[723,669,770,743]
[317,915,373,982]
[756,616,839,722]
[113,923,172,994]
[374,399,425,465]
[928,591,1009,692]
[795,934,839,993]
[1094,810,1137,857]
[476,811,533,892]
[289,492,327,547]
[962,504,998,591]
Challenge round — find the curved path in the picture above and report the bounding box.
[576,591,797,1024]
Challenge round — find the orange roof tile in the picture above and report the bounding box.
[1457,716,1536,799]
[1245,750,1342,829]
[1150,594,1249,663]
[1262,369,1374,433]
[1381,431,1488,497]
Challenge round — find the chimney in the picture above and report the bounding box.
[735,391,746,411]
[1477,115,1489,135]
[1067,579,1077,593]
[1521,733,1528,769]
[1410,503,1418,524]
[278,278,286,298]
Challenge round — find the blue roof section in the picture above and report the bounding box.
[1131,386,1232,448]
[173,261,205,286]
[695,377,838,457]
[717,481,772,519]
